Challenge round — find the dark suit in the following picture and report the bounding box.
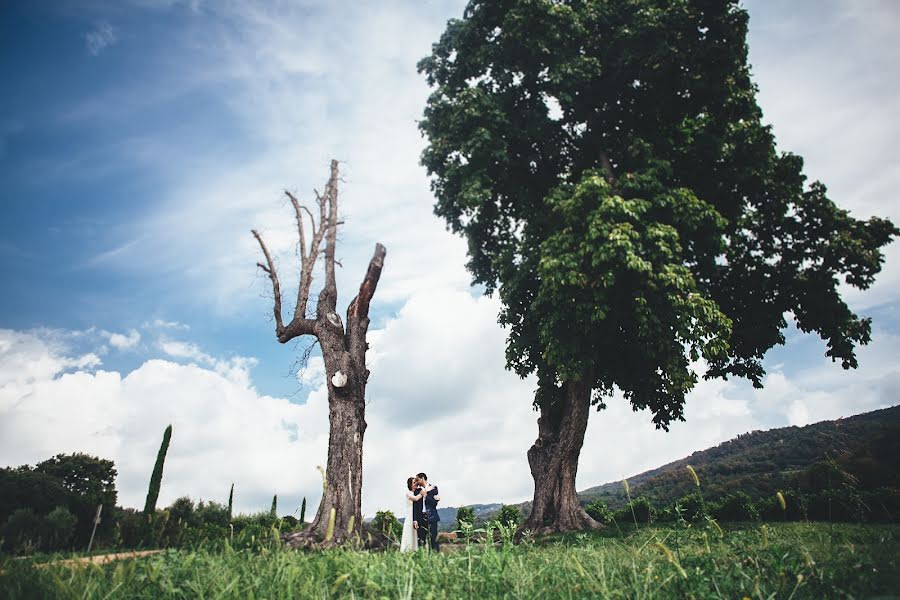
[412,487,427,546]
[424,485,440,551]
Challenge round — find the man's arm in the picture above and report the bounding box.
[434,485,440,502]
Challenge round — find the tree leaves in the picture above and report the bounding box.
[419,0,898,425]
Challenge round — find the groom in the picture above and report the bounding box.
[417,472,441,551]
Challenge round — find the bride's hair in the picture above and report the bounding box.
[407,477,415,491]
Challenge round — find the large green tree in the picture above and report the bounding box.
[419,0,898,534]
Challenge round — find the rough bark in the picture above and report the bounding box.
[253,160,386,547]
[518,379,601,537]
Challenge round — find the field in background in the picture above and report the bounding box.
[1,522,896,599]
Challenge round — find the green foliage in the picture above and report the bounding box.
[43,507,78,550]
[674,492,706,522]
[195,501,229,529]
[370,510,402,541]
[144,425,172,516]
[0,454,118,550]
[299,497,307,524]
[584,499,613,524]
[0,468,71,526]
[1,506,76,554]
[580,406,900,510]
[270,495,277,518]
[456,506,476,529]
[496,504,522,528]
[419,0,897,427]
[227,484,234,520]
[1,524,896,598]
[712,491,758,522]
[614,497,655,524]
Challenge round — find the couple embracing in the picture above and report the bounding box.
[400,472,440,552]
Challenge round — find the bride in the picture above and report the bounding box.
[400,476,423,552]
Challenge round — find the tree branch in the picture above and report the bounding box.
[252,229,285,337]
[285,191,308,264]
[346,243,387,360]
[323,160,340,308]
[599,151,617,186]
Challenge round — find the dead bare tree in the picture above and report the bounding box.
[252,160,386,546]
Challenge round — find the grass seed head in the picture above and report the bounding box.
[686,465,700,487]
[325,507,336,541]
[623,478,630,495]
[776,491,786,512]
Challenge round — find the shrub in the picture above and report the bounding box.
[584,499,613,524]
[43,506,77,550]
[2,508,43,554]
[456,506,476,529]
[712,491,758,522]
[674,492,705,521]
[496,504,522,528]
[196,501,229,528]
[371,510,402,540]
[615,497,655,524]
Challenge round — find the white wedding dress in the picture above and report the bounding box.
[399,491,418,552]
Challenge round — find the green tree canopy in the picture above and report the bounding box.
[419,0,897,426]
[419,0,897,533]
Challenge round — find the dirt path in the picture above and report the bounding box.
[23,550,164,571]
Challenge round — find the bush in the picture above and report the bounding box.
[584,499,613,524]
[712,491,758,522]
[43,506,77,550]
[195,501,229,528]
[496,504,522,528]
[371,510,401,540]
[2,508,43,554]
[674,493,705,522]
[615,497,655,524]
[114,508,147,548]
[456,506,476,529]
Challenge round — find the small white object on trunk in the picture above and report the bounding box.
[331,370,348,388]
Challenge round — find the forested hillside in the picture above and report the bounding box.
[579,405,900,509]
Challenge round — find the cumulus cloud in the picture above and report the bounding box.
[85,21,118,56]
[0,328,325,516]
[107,329,141,350]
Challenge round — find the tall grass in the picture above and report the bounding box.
[1,523,896,599]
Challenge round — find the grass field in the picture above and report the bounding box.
[1,522,897,599]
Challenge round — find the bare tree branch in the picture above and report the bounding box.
[323,160,340,308]
[347,243,387,360]
[252,229,285,337]
[285,191,308,264]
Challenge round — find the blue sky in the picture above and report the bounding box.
[1,0,898,517]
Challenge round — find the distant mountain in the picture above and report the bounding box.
[578,405,900,509]
[442,405,900,524]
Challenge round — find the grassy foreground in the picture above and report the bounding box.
[1,523,896,599]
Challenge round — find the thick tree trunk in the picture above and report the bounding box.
[518,378,601,536]
[253,161,385,548]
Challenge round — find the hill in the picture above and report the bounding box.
[578,404,900,509]
[438,405,900,524]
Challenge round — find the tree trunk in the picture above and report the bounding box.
[518,378,601,536]
[253,161,385,548]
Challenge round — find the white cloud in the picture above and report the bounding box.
[0,328,325,516]
[107,329,141,350]
[85,21,118,56]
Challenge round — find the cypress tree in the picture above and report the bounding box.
[299,496,306,523]
[143,424,172,516]
[270,494,277,517]
[227,483,234,519]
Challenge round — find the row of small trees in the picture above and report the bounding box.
[0,423,313,555]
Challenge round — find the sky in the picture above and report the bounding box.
[1,0,898,520]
